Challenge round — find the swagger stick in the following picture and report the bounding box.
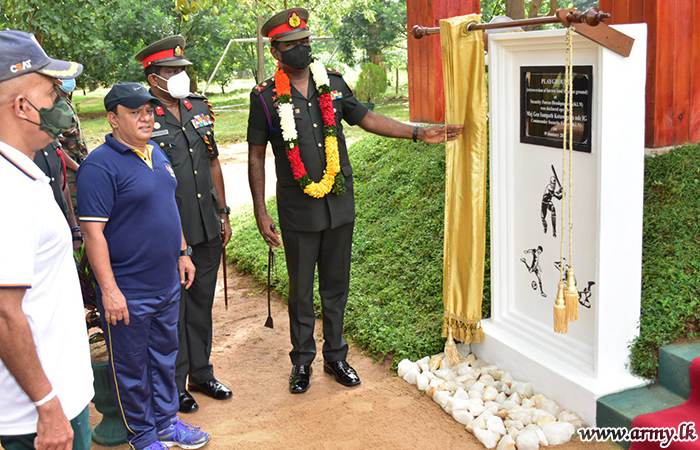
[222,221,228,310]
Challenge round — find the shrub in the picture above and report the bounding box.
[354,63,388,103]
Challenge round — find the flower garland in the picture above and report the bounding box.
[274,60,345,198]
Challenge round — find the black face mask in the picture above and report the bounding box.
[280,44,312,70]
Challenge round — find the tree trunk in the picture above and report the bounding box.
[528,0,545,18]
[506,0,526,20]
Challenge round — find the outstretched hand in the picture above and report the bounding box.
[419,124,465,144]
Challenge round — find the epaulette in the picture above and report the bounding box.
[326,67,343,76]
[252,77,275,96]
[186,93,215,116]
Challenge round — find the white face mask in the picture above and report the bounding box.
[156,71,190,99]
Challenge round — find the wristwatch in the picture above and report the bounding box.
[219,206,231,215]
[180,246,193,257]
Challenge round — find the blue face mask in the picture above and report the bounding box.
[60,78,76,94]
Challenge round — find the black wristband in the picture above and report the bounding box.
[72,235,83,242]
[412,125,418,143]
[70,226,80,233]
[219,206,231,215]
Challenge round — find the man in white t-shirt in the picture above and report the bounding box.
[0,30,93,450]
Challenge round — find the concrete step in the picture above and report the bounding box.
[658,343,700,399]
[597,384,686,449]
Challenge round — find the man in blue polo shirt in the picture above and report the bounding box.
[77,83,210,450]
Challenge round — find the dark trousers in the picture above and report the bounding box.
[98,284,180,449]
[281,222,354,366]
[0,405,90,450]
[175,235,222,389]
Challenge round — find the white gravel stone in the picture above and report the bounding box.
[471,380,486,392]
[469,389,483,399]
[467,417,487,434]
[495,392,507,404]
[507,392,521,405]
[487,416,507,435]
[501,371,514,387]
[469,404,486,417]
[521,398,535,408]
[416,356,429,366]
[429,355,443,372]
[481,365,498,376]
[542,422,575,445]
[402,367,420,385]
[429,378,446,390]
[466,353,477,363]
[507,410,532,426]
[508,428,522,441]
[516,430,540,450]
[484,401,500,415]
[534,395,563,418]
[454,388,470,400]
[504,419,524,430]
[452,409,474,426]
[416,373,429,391]
[419,363,430,374]
[435,369,455,381]
[483,386,499,402]
[502,400,519,410]
[532,409,557,427]
[457,343,471,357]
[490,370,505,381]
[497,434,516,450]
[511,381,534,398]
[557,411,587,430]
[433,390,451,408]
[458,365,477,377]
[397,359,415,377]
[424,371,437,381]
[446,397,472,412]
[480,374,496,386]
[475,428,499,449]
[472,359,491,369]
[463,379,477,391]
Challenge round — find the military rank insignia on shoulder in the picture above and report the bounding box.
[253,78,274,95]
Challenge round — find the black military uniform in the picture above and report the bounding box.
[247,9,369,372]
[135,36,231,412]
[34,139,68,219]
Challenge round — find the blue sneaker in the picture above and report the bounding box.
[140,442,169,450]
[157,417,210,449]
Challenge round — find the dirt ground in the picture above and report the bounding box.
[89,143,618,450]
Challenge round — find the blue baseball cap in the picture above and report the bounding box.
[0,30,83,83]
[104,82,163,112]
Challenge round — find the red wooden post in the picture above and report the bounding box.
[407,0,481,124]
[600,0,700,147]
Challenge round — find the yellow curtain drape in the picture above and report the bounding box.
[440,14,488,344]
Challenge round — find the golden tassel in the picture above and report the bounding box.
[564,267,579,322]
[443,326,463,366]
[554,281,568,334]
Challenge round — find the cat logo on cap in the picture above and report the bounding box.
[288,10,301,28]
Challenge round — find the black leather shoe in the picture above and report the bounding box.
[289,365,312,394]
[188,379,233,400]
[323,360,361,387]
[178,390,198,413]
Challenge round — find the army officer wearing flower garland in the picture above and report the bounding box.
[247,7,464,394]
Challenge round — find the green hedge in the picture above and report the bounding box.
[227,136,700,378]
[629,143,700,378]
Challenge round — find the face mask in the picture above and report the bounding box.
[280,44,312,70]
[156,71,190,99]
[60,78,76,94]
[23,90,74,139]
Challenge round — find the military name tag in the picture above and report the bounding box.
[151,129,169,138]
[191,114,214,129]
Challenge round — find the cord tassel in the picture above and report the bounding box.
[443,326,463,366]
[564,267,579,322]
[554,281,568,334]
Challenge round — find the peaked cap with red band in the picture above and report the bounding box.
[134,35,193,69]
[261,7,312,42]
